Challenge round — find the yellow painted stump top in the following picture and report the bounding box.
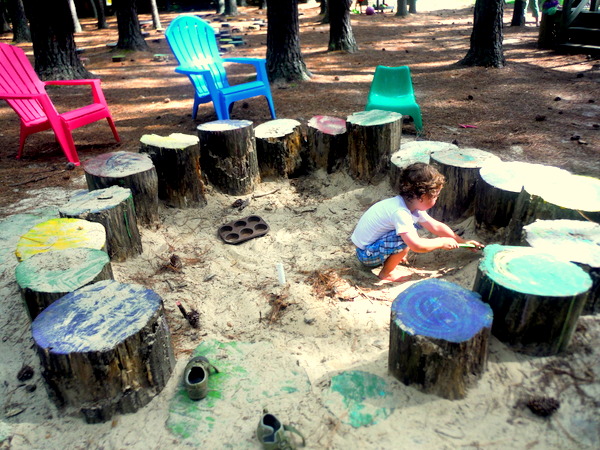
[16,218,106,262]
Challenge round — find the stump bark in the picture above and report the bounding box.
[306,115,348,173]
[504,173,600,245]
[83,151,159,227]
[473,244,592,356]
[32,280,176,423]
[390,141,457,192]
[474,162,569,231]
[197,119,260,195]
[429,147,500,223]
[16,218,106,262]
[347,109,403,183]
[255,119,305,178]
[139,133,207,208]
[15,248,113,320]
[389,279,493,400]
[523,219,600,315]
[59,186,142,262]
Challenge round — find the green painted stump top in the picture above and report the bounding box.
[59,186,133,216]
[140,133,199,149]
[15,248,110,293]
[480,161,570,193]
[83,151,155,178]
[431,147,500,169]
[479,244,592,297]
[15,218,106,262]
[346,109,402,126]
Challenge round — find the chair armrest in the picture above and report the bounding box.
[175,67,220,95]
[0,92,45,100]
[44,79,108,105]
[222,58,269,83]
[44,79,99,86]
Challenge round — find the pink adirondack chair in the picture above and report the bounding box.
[0,43,120,166]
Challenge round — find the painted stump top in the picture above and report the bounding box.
[346,109,403,127]
[524,219,600,267]
[307,115,347,135]
[83,151,155,178]
[480,161,570,193]
[430,147,501,169]
[15,218,106,262]
[391,141,453,168]
[524,172,600,212]
[254,119,301,138]
[479,244,592,297]
[16,248,110,293]
[196,119,253,132]
[401,140,458,154]
[32,280,163,353]
[59,186,132,216]
[391,278,493,343]
[140,133,199,149]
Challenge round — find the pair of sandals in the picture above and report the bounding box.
[183,356,305,448]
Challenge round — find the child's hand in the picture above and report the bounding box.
[439,237,460,250]
[458,240,485,251]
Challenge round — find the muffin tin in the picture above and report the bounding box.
[218,215,270,245]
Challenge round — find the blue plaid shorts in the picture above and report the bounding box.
[355,230,407,267]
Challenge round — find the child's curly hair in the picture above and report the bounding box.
[398,162,445,200]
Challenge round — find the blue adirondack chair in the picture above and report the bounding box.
[165,15,276,120]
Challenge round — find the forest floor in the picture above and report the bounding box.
[0,1,599,449]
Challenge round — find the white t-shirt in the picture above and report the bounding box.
[351,196,430,249]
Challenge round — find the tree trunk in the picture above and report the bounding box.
[459,0,505,68]
[7,0,31,42]
[0,2,11,33]
[149,0,162,29]
[68,0,82,33]
[328,0,357,52]
[255,119,306,178]
[511,0,527,26]
[216,0,225,14]
[320,0,329,24]
[266,0,311,82]
[114,0,150,51]
[93,0,108,29]
[225,0,238,15]
[258,0,267,9]
[409,0,417,13]
[395,0,408,16]
[237,0,248,6]
[23,0,93,80]
[307,115,348,173]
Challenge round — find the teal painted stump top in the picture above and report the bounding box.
[83,151,154,178]
[59,186,133,216]
[347,109,402,126]
[308,115,347,135]
[15,248,110,293]
[479,244,592,297]
[431,147,500,169]
[479,162,569,193]
[391,278,493,343]
[32,280,162,353]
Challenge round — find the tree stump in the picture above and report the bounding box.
[524,219,600,315]
[255,119,305,178]
[139,133,207,208]
[15,248,113,320]
[306,115,348,173]
[475,162,569,231]
[83,151,159,227]
[504,172,600,245]
[59,186,142,262]
[347,109,403,183]
[32,279,176,423]
[429,147,500,223]
[197,119,260,195]
[390,141,457,192]
[15,218,106,262]
[473,244,592,356]
[389,278,493,400]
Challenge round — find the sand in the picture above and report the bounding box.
[0,161,599,449]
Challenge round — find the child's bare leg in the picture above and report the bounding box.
[378,248,409,281]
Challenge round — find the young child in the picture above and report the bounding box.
[351,162,483,282]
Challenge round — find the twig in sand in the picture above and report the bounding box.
[252,188,280,199]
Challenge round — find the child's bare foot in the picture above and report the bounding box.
[378,273,412,282]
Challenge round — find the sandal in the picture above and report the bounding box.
[257,409,305,450]
[183,355,219,401]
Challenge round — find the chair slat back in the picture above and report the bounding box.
[166,15,229,96]
[0,43,48,124]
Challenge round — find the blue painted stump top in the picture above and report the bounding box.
[391,279,493,343]
[32,280,162,354]
[59,185,133,216]
[479,244,592,297]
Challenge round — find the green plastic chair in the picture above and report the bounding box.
[365,65,423,133]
